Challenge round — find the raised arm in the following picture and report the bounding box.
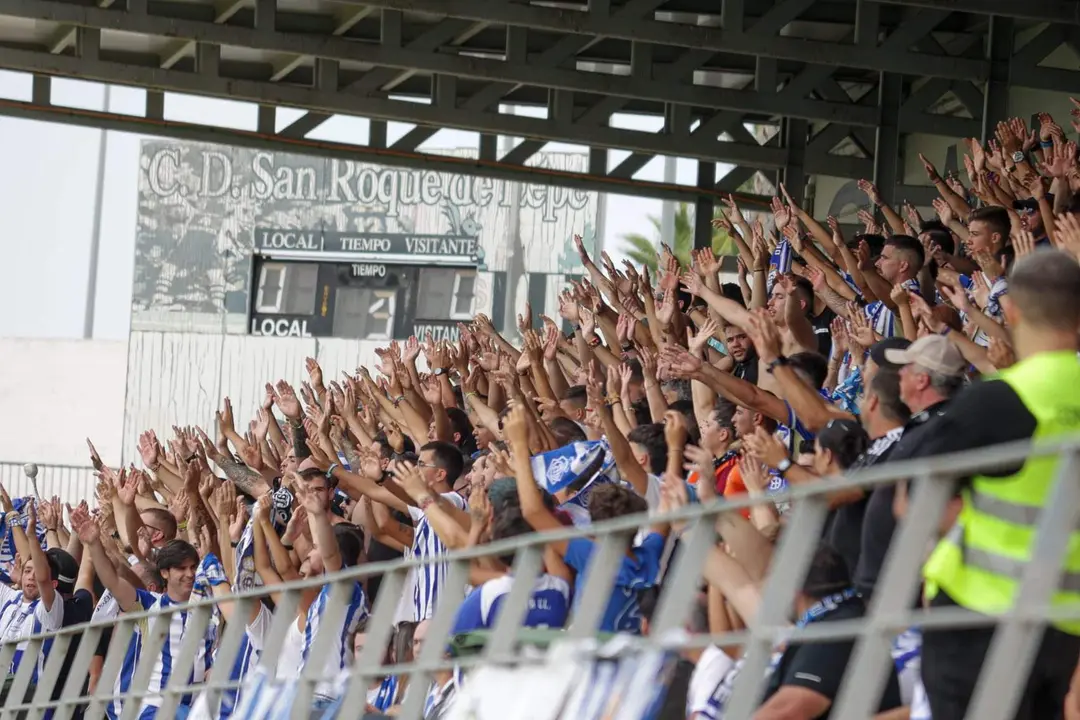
[298,482,342,574]
[15,503,57,611]
[504,406,568,556]
[70,505,137,611]
[392,462,470,550]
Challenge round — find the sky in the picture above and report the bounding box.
[0,72,732,341]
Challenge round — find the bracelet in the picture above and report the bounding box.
[46,527,58,532]
[178,521,188,532]
[230,541,239,548]
[282,542,294,551]
[5,511,20,525]
[605,395,621,405]
[1040,140,1054,148]
[392,395,405,406]
[326,463,339,479]
[586,335,602,348]
[465,391,478,399]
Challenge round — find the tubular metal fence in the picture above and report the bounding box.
[0,462,97,503]
[2,437,1079,720]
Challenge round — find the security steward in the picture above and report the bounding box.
[910,249,1080,720]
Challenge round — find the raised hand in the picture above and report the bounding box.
[889,283,911,307]
[659,344,702,378]
[296,482,328,515]
[857,179,882,206]
[771,196,792,231]
[503,404,530,446]
[87,438,105,472]
[305,356,324,389]
[687,317,718,358]
[1013,228,1037,258]
[931,197,955,227]
[738,455,771,493]
[918,153,940,181]
[69,504,99,546]
[272,380,302,420]
[988,336,1017,370]
[663,409,688,449]
[137,431,160,468]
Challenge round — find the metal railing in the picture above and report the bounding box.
[0,462,97,503]
[2,437,1080,720]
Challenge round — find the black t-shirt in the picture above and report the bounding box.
[811,307,837,357]
[822,428,904,580]
[854,401,951,597]
[53,589,94,700]
[908,378,1038,480]
[761,598,903,718]
[366,509,413,604]
[734,350,760,385]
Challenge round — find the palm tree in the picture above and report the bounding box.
[620,203,737,273]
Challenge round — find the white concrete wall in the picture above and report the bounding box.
[0,337,127,468]
[120,331,390,461]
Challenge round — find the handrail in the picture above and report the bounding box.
[1,437,1078,720]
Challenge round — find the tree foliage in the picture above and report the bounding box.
[619,203,736,273]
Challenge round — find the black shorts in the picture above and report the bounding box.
[921,591,1080,720]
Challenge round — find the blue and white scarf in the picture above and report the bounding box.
[0,498,46,576]
[529,439,621,526]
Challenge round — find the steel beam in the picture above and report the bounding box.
[0,97,768,204]
[694,161,716,250]
[0,46,791,165]
[871,0,1080,24]
[982,16,1014,143]
[0,0,878,125]
[873,73,903,207]
[347,0,990,80]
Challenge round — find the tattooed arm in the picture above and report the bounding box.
[218,456,271,497]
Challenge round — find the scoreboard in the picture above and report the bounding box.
[249,226,482,342]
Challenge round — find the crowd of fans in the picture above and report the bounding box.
[3,108,1080,720]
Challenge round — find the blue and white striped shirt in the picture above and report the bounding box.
[299,580,369,700]
[864,278,919,338]
[0,584,64,683]
[409,492,467,622]
[109,589,214,720]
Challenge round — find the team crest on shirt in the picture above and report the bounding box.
[546,456,571,484]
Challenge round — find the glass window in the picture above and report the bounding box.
[333,287,396,340]
[417,269,476,320]
[254,262,318,314]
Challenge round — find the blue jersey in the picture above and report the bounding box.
[564,532,665,634]
[451,574,571,635]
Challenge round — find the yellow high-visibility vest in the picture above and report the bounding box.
[924,350,1080,635]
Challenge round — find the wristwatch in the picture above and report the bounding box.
[765,356,791,374]
[433,368,447,377]
[1011,150,1025,165]
[776,458,793,475]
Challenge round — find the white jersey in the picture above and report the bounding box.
[408,492,467,622]
[0,583,64,681]
[108,590,214,720]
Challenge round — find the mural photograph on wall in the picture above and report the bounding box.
[133,141,600,337]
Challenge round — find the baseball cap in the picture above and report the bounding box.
[869,337,912,370]
[46,548,79,596]
[883,335,967,376]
